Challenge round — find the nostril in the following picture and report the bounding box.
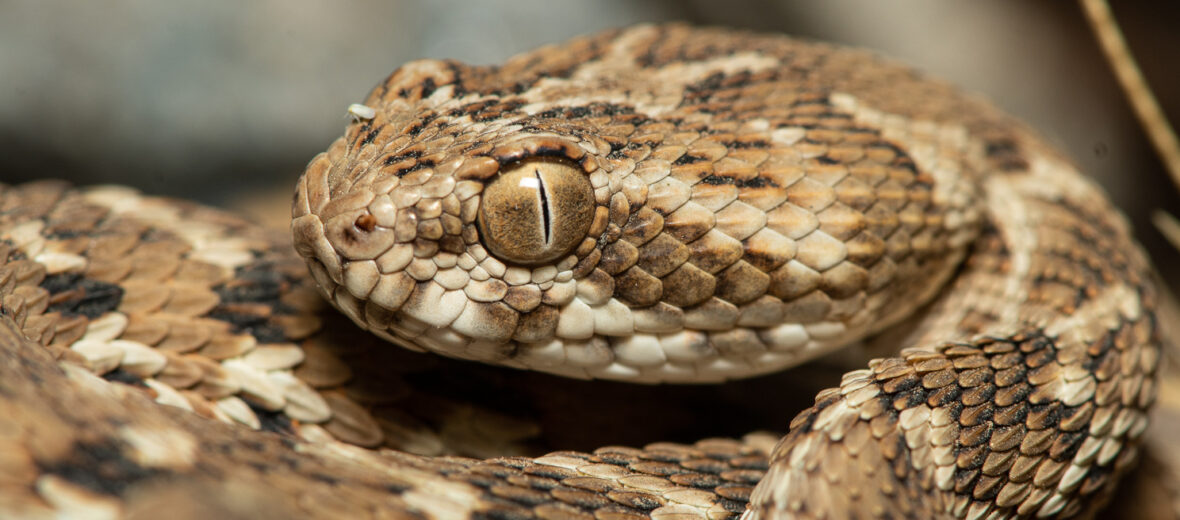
[323,211,396,260]
[355,213,378,232]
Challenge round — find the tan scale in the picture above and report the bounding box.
[0,24,1171,520]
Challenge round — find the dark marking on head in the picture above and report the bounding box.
[402,119,428,137]
[533,102,640,123]
[444,61,468,97]
[451,99,528,123]
[360,126,380,146]
[698,175,779,189]
[397,77,443,100]
[419,78,438,97]
[473,100,527,122]
[384,150,422,166]
[673,154,705,166]
[607,142,646,160]
[395,159,436,177]
[495,146,569,165]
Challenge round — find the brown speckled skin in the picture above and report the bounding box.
[0,24,1166,519]
[292,25,995,382]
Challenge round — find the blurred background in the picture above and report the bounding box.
[1,0,1177,285]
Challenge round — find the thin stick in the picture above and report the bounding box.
[1080,0,1180,192]
[1154,210,1180,253]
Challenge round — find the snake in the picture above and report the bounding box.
[0,24,1167,519]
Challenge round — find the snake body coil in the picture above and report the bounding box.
[0,25,1161,519]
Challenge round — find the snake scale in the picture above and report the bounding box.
[0,24,1165,519]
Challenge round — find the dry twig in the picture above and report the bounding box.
[1080,0,1180,192]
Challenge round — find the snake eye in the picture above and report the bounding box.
[477,157,594,266]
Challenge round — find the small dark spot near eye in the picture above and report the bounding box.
[420,78,438,97]
[361,127,380,146]
[355,214,377,232]
[384,150,422,165]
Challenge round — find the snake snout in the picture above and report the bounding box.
[323,210,397,261]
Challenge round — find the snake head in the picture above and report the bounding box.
[292,27,980,382]
[292,58,637,379]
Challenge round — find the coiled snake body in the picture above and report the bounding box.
[0,25,1163,519]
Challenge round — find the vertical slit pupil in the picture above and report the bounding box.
[536,169,551,245]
